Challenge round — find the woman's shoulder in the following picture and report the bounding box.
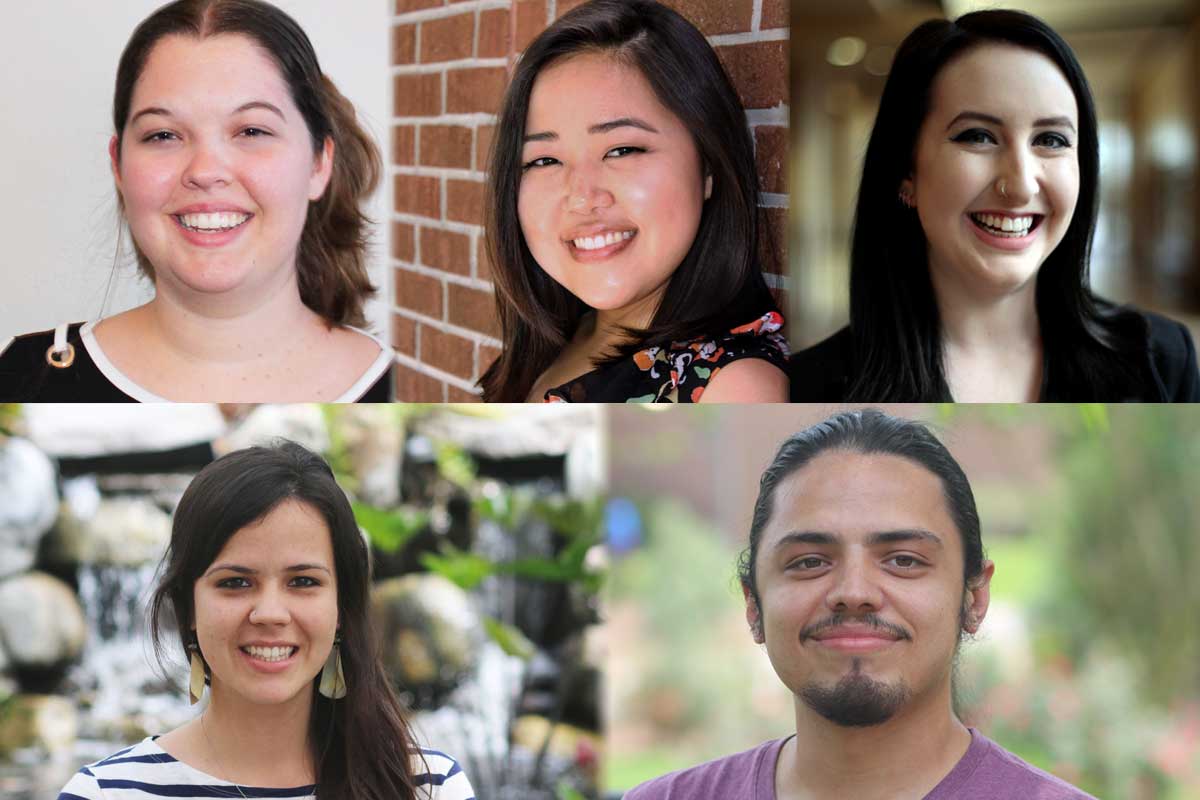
[1103,305,1200,402]
[339,325,395,402]
[1,322,135,402]
[660,310,790,402]
[413,747,475,799]
[56,737,173,799]
[786,325,853,402]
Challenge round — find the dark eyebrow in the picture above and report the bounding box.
[128,100,285,127]
[523,116,660,144]
[204,563,331,577]
[772,529,943,551]
[947,110,1075,132]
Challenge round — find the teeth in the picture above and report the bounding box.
[572,230,635,251]
[178,212,250,231]
[242,646,295,662]
[971,213,1033,237]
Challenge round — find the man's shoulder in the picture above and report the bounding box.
[935,729,1097,800]
[625,738,785,800]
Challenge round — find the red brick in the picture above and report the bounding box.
[555,0,589,18]
[393,72,442,117]
[761,0,787,29]
[420,325,475,379]
[392,221,415,262]
[478,9,511,58]
[421,13,474,63]
[478,343,502,378]
[395,268,444,318]
[515,0,548,51]
[392,24,416,65]
[394,174,441,219]
[448,385,483,403]
[754,125,787,194]
[716,40,788,109]
[661,0,753,36]
[447,67,508,114]
[476,125,494,173]
[392,313,417,356]
[393,362,444,403]
[476,234,495,283]
[420,227,471,275]
[447,179,485,225]
[448,284,501,338]
[420,124,473,169]
[393,125,415,166]
[757,206,787,276]
[397,0,440,11]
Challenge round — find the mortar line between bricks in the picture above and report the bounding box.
[392,165,487,182]
[707,28,788,46]
[763,272,790,290]
[746,107,789,125]
[392,2,509,25]
[394,260,495,292]
[391,58,508,75]
[752,0,763,33]
[391,114,498,126]
[393,307,503,350]
[760,193,789,208]
[391,214,483,237]
[393,351,482,394]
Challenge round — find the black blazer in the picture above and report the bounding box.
[789,308,1200,402]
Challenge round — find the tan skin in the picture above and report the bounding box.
[744,451,994,800]
[157,500,338,788]
[96,34,380,402]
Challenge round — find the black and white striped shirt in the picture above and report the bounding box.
[57,736,475,799]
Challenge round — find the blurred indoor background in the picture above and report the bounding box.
[788,0,1200,349]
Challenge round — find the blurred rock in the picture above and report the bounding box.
[219,405,329,455]
[0,573,87,667]
[49,497,171,567]
[0,438,58,579]
[0,695,77,758]
[371,574,482,708]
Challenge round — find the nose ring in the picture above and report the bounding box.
[996,178,1008,199]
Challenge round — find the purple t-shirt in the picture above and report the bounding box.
[624,728,1096,799]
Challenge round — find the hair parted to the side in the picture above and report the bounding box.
[847,9,1147,401]
[479,0,779,401]
[147,441,424,800]
[112,0,381,329]
[737,409,986,613]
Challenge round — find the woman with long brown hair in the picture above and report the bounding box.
[57,441,473,799]
[0,0,393,402]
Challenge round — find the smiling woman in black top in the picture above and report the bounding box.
[789,10,1199,402]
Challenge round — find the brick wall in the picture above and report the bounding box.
[389,0,790,401]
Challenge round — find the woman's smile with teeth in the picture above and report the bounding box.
[969,212,1038,237]
[241,645,297,662]
[176,212,252,232]
[571,230,635,250]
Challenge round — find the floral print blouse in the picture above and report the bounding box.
[544,311,789,403]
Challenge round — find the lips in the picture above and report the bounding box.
[966,210,1044,251]
[811,627,901,653]
[563,227,638,262]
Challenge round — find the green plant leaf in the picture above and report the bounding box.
[482,616,536,660]
[352,502,429,553]
[419,547,495,590]
[436,442,477,489]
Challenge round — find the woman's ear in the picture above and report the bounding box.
[899,177,916,208]
[109,135,123,193]
[309,136,335,202]
[704,173,713,200]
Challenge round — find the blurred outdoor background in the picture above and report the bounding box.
[605,404,1200,800]
[0,403,606,800]
[788,0,1200,350]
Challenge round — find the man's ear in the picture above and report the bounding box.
[742,582,765,644]
[962,560,994,634]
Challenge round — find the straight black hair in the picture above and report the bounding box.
[737,410,985,610]
[847,9,1147,401]
[148,441,424,800]
[480,0,778,401]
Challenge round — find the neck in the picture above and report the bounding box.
[784,691,969,800]
[588,291,664,353]
[931,267,1040,351]
[138,275,328,366]
[201,688,315,786]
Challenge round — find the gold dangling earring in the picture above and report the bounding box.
[318,636,347,699]
[187,641,206,705]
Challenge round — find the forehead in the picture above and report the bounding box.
[927,43,1078,126]
[132,33,292,112]
[763,450,962,556]
[212,499,334,567]
[525,51,678,133]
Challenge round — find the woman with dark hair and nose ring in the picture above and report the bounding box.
[789,9,1199,402]
[57,441,474,799]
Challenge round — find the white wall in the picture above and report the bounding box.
[0,0,390,344]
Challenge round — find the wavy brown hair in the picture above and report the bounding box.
[148,441,424,799]
[112,0,380,328]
